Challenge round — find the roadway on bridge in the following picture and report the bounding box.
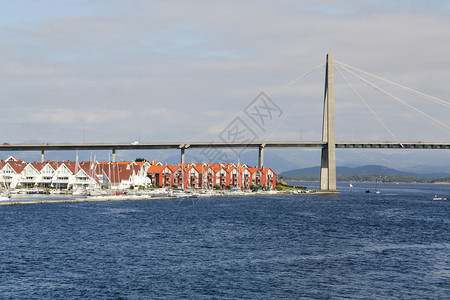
[1,141,449,151]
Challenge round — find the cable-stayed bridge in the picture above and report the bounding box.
[1,54,449,191]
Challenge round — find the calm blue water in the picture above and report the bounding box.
[1,183,449,299]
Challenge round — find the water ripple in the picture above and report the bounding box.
[0,183,449,299]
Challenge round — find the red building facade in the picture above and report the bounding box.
[147,163,276,189]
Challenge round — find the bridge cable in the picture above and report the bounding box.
[337,64,450,135]
[335,60,450,108]
[335,65,404,146]
[189,62,325,143]
[265,64,325,142]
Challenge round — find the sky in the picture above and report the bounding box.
[0,0,449,170]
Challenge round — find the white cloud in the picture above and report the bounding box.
[0,0,448,166]
[25,108,131,125]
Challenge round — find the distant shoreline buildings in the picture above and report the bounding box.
[0,156,276,190]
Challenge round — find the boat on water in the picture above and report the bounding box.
[72,189,89,196]
[433,195,449,200]
[366,190,380,194]
[170,189,192,198]
[194,190,220,197]
[0,193,11,202]
[374,181,380,194]
[366,182,381,194]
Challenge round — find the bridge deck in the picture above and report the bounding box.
[0,141,448,151]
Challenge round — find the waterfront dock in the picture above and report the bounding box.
[0,189,337,206]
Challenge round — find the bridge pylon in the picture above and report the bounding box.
[320,54,337,191]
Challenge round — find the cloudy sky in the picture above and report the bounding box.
[1,0,449,168]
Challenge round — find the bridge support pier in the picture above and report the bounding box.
[181,147,185,165]
[112,149,116,163]
[320,54,337,191]
[258,144,265,169]
[41,150,45,163]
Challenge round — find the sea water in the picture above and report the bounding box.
[0,183,448,299]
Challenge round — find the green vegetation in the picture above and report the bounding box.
[250,185,261,191]
[283,174,450,184]
[275,180,307,191]
[147,184,161,189]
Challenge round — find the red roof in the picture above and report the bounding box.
[30,162,46,171]
[5,161,27,173]
[147,165,169,174]
[247,167,259,174]
[167,165,180,173]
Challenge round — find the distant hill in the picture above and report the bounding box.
[281,165,450,178]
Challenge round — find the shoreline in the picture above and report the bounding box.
[286,180,450,185]
[0,190,340,206]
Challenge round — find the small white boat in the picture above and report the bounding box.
[72,188,88,196]
[366,189,380,194]
[193,190,218,197]
[0,193,11,202]
[374,181,380,194]
[433,195,443,200]
[170,189,190,198]
[86,188,105,196]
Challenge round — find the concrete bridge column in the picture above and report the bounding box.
[41,150,45,163]
[181,147,185,165]
[180,147,187,189]
[320,54,337,191]
[112,149,116,163]
[258,144,265,169]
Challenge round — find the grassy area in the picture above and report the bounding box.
[275,180,307,191]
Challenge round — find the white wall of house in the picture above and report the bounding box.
[73,169,98,190]
[52,164,73,188]
[1,165,17,188]
[37,164,55,186]
[20,164,39,187]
